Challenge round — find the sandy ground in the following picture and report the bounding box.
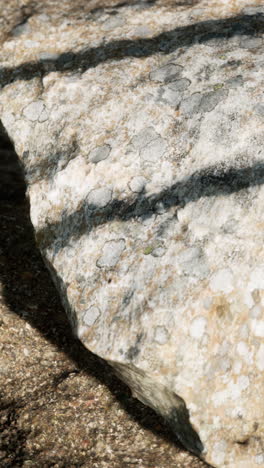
[0,126,211,468]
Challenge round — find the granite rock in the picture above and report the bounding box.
[1,1,264,467]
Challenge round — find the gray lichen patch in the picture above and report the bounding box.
[180,93,202,116]
[180,88,228,115]
[254,103,264,119]
[177,246,209,279]
[225,75,243,89]
[168,78,191,92]
[157,87,181,107]
[38,107,49,123]
[142,240,166,257]
[22,100,48,122]
[199,89,229,113]
[209,268,234,294]
[102,15,125,31]
[39,51,60,62]
[131,127,159,150]
[128,176,147,193]
[242,6,264,15]
[151,244,167,257]
[140,137,167,163]
[12,21,31,37]
[87,187,113,210]
[157,79,191,106]
[89,144,111,163]
[83,305,101,327]
[240,37,263,49]
[150,63,183,83]
[129,126,167,163]
[96,239,126,269]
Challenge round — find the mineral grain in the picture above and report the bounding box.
[1,1,264,467]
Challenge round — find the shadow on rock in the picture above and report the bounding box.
[0,122,196,458]
[0,13,263,89]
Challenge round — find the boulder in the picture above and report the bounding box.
[1,1,264,466]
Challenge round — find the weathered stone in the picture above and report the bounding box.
[1,1,264,467]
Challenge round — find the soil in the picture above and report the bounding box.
[0,126,210,468]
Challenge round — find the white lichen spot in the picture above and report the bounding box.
[250,320,264,338]
[97,239,126,268]
[151,246,166,258]
[87,187,112,209]
[237,375,249,392]
[131,127,158,150]
[236,342,252,364]
[77,324,87,339]
[1,112,15,127]
[178,246,209,279]
[83,305,101,327]
[154,326,169,345]
[256,344,264,371]
[190,316,207,339]
[38,107,49,122]
[102,15,125,31]
[212,389,229,407]
[255,453,264,465]
[23,100,46,121]
[204,297,213,309]
[250,304,262,319]
[211,440,227,466]
[213,376,249,407]
[231,407,246,419]
[128,176,147,193]
[210,268,234,293]
[239,324,249,340]
[233,360,242,375]
[249,267,264,291]
[140,137,167,163]
[89,145,111,163]
[149,63,182,83]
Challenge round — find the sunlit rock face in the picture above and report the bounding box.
[1,1,264,466]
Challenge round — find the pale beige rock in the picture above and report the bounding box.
[1,1,264,467]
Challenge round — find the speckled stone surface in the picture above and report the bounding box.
[0,1,264,467]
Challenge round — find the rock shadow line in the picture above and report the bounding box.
[36,160,264,251]
[0,13,263,89]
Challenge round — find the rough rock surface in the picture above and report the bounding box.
[0,127,206,468]
[0,1,264,467]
